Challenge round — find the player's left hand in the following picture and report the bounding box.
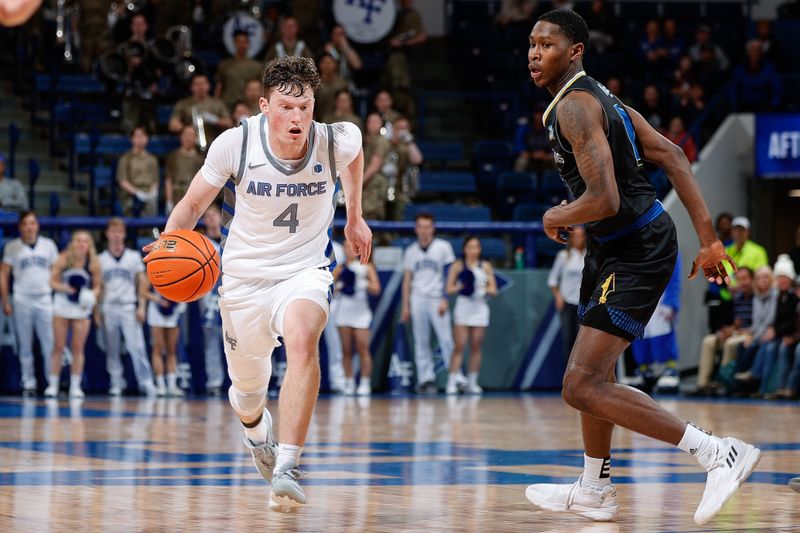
[543,202,573,244]
[689,239,736,285]
[344,217,372,264]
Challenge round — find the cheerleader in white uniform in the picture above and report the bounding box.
[142,279,187,397]
[45,231,102,398]
[446,236,497,395]
[333,239,381,395]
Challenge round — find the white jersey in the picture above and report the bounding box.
[201,115,362,280]
[1,237,59,297]
[403,238,455,298]
[99,249,144,306]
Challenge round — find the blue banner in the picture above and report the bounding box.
[755,114,800,178]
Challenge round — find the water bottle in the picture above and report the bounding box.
[514,247,525,269]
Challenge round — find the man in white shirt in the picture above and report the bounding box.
[0,155,29,213]
[401,213,456,393]
[145,56,371,511]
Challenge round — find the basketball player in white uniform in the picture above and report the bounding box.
[144,56,371,510]
[0,211,58,395]
[45,230,102,398]
[401,213,456,393]
[200,205,225,395]
[445,236,497,395]
[334,239,381,395]
[97,218,156,397]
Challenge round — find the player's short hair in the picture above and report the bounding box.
[415,212,435,224]
[106,217,126,231]
[262,56,320,99]
[537,9,589,49]
[17,210,37,226]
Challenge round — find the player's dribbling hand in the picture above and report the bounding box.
[689,239,736,285]
[543,202,573,244]
[344,217,373,264]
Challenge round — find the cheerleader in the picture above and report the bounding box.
[333,239,381,395]
[142,279,187,397]
[446,236,497,394]
[45,231,102,398]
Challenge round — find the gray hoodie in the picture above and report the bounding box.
[750,287,778,340]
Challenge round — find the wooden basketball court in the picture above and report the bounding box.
[0,395,797,532]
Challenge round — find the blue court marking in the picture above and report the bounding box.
[0,440,794,487]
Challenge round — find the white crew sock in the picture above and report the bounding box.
[155,375,166,389]
[447,372,459,387]
[70,374,82,389]
[242,413,267,445]
[359,377,371,388]
[468,372,479,387]
[678,423,717,470]
[166,373,177,390]
[581,454,611,489]
[48,374,59,388]
[274,443,303,473]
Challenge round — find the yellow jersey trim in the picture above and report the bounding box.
[542,70,587,126]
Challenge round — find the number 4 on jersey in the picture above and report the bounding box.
[273,203,299,233]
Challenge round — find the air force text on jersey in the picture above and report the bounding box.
[245,180,328,198]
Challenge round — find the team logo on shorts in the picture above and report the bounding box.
[225,330,237,350]
[599,273,616,304]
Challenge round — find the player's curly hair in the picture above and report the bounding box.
[262,56,320,99]
[537,9,589,49]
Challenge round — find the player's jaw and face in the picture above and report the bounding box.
[263,87,315,158]
[18,214,39,244]
[528,21,581,94]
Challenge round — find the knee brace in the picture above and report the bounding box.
[226,353,272,419]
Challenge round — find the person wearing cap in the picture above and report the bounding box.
[689,25,729,71]
[0,154,29,213]
[734,255,798,396]
[725,216,768,273]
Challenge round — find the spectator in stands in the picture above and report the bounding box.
[755,20,787,72]
[513,104,552,173]
[215,30,263,111]
[637,19,667,81]
[386,116,423,221]
[689,25,729,71]
[548,226,586,362]
[716,212,734,246]
[143,280,186,398]
[116,126,159,217]
[401,213,456,394]
[675,82,706,131]
[292,0,324,52]
[788,226,800,275]
[735,255,797,396]
[729,39,782,113]
[314,53,348,123]
[662,18,686,71]
[496,0,537,26]
[362,113,390,220]
[165,125,205,214]
[665,116,697,163]
[244,78,263,117]
[168,74,232,147]
[689,267,754,396]
[120,19,158,135]
[726,216,769,272]
[322,89,363,131]
[200,205,224,396]
[45,230,102,399]
[670,55,696,104]
[231,101,252,124]
[264,16,314,62]
[640,85,668,132]
[0,155,28,213]
[704,212,734,335]
[78,0,112,73]
[694,42,727,95]
[374,90,401,139]
[582,0,615,54]
[323,25,363,89]
[383,0,427,91]
[605,77,633,107]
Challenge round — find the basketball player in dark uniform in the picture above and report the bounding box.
[522,10,760,526]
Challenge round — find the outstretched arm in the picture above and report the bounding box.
[624,105,732,284]
[542,92,619,242]
[339,149,373,263]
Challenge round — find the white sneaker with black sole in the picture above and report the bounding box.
[243,409,278,484]
[694,436,761,525]
[525,475,619,521]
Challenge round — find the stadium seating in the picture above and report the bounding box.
[403,203,492,222]
[418,171,477,194]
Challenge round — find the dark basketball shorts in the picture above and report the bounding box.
[578,208,678,342]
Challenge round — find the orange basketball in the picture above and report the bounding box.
[144,229,220,303]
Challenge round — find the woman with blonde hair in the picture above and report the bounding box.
[44,230,102,398]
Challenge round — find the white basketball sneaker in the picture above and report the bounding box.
[525,475,619,521]
[243,409,278,483]
[694,437,761,525]
[789,477,800,493]
[270,459,306,512]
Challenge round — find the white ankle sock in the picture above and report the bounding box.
[156,375,166,388]
[48,374,59,388]
[242,413,267,445]
[448,372,459,386]
[581,454,611,489]
[678,423,717,470]
[468,372,479,387]
[359,377,371,388]
[69,374,82,389]
[275,443,303,472]
[166,373,177,389]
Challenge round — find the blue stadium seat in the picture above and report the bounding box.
[497,171,537,194]
[403,203,492,222]
[156,105,173,126]
[148,136,180,157]
[535,235,564,267]
[513,202,550,222]
[418,142,464,164]
[96,135,131,155]
[447,236,508,261]
[539,170,568,203]
[418,172,476,194]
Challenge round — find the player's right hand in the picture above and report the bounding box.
[2,302,11,316]
[689,239,736,285]
[344,216,373,264]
